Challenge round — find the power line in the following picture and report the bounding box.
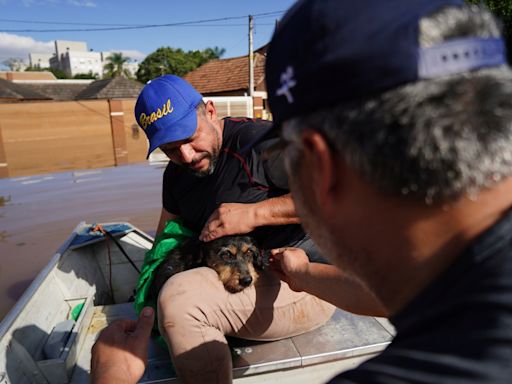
[0,11,285,33]
[0,18,145,27]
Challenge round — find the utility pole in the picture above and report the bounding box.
[248,14,254,97]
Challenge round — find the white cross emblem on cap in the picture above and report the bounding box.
[276,66,297,104]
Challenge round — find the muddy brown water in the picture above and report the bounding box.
[0,162,167,321]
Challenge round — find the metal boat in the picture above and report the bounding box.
[0,222,394,383]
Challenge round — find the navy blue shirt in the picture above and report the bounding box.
[330,209,512,383]
[162,117,325,261]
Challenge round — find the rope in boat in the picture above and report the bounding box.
[90,224,141,274]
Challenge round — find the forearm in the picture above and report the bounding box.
[251,194,301,227]
[200,196,300,241]
[300,263,388,317]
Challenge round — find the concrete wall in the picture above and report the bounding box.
[122,99,149,163]
[0,95,267,178]
[0,99,148,178]
[0,71,56,81]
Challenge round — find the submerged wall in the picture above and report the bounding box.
[0,99,148,178]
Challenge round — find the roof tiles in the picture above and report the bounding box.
[184,53,266,95]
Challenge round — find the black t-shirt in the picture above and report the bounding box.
[330,209,512,383]
[162,117,312,252]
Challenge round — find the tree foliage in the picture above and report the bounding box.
[24,66,69,79]
[136,46,225,84]
[104,52,132,78]
[2,57,26,71]
[74,71,99,80]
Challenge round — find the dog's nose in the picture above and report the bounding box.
[240,276,253,287]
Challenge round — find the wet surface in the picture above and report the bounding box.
[0,162,167,320]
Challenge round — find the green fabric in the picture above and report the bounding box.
[70,302,84,321]
[134,219,195,322]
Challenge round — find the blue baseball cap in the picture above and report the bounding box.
[266,0,507,126]
[135,75,203,157]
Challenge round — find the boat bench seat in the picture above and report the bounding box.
[72,302,394,383]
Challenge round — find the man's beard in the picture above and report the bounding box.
[183,119,221,177]
[181,150,219,177]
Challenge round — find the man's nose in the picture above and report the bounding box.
[179,144,195,163]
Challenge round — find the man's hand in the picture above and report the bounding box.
[91,307,155,384]
[270,247,310,292]
[200,203,257,241]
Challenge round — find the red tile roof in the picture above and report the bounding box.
[184,53,266,95]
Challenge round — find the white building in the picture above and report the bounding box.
[29,53,54,69]
[39,40,140,78]
[60,51,103,78]
[54,40,87,58]
[49,40,102,78]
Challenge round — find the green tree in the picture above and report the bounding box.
[136,46,225,84]
[2,57,26,71]
[47,67,69,79]
[466,0,512,61]
[103,52,131,78]
[25,66,69,79]
[74,71,99,80]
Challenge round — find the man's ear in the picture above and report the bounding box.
[300,130,341,208]
[204,100,217,121]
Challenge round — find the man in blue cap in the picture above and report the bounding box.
[91,1,512,383]
[130,74,372,383]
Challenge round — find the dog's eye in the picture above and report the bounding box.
[220,251,234,260]
[245,250,256,258]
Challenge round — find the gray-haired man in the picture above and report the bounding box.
[267,0,512,383]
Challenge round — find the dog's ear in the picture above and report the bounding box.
[255,249,270,270]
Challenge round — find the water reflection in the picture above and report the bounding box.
[0,231,10,243]
[0,162,166,320]
[0,195,11,207]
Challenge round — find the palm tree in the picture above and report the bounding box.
[103,52,131,78]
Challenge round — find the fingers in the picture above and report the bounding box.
[200,226,221,242]
[200,212,223,241]
[200,210,220,241]
[132,307,155,341]
[270,247,297,256]
[271,247,287,256]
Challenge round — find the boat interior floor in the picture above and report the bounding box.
[71,303,394,383]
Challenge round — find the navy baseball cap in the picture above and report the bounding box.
[266,0,507,126]
[135,75,203,157]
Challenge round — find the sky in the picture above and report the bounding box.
[0,0,297,69]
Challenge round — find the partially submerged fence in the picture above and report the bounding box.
[0,96,256,178]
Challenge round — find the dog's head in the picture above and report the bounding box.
[203,236,261,293]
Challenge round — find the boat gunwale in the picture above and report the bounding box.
[0,221,146,339]
[0,221,86,339]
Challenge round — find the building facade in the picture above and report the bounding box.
[28,53,54,69]
[29,40,139,79]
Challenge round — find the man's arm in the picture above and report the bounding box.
[271,248,388,317]
[156,207,178,236]
[199,194,300,241]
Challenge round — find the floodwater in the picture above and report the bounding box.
[0,162,167,320]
